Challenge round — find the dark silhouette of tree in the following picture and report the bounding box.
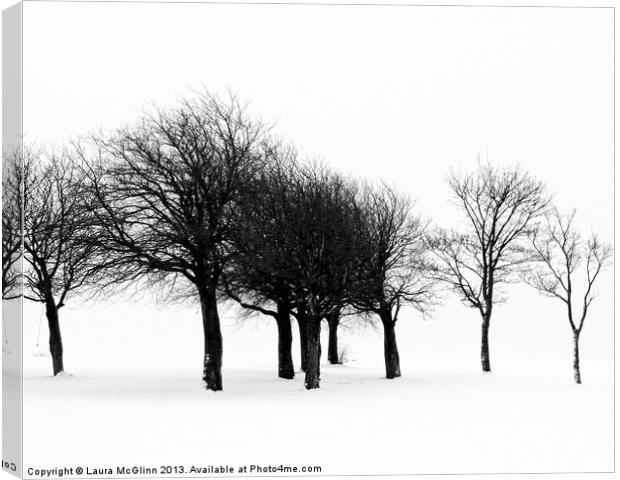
[525,208,612,384]
[2,150,22,300]
[223,145,299,379]
[21,150,106,375]
[232,160,361,389]
[225,157,362,387]
[286,164,363,389]
[430,163,550,373]
[81,92,267,391]
[351,183,434,378]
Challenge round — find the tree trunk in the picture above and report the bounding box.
[296,304,309,372]
[45,298,64,376]
[380,310,401,379]
[276,300,294,379]
[303,299,322,389]
[304,315,322,390]
[481,313,491,373]
[573,331,581,384]
[199,287,223,391]
[327,309,341,364]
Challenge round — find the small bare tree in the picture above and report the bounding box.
[21,150,108,375]
[2,150,22,300]
[525,209,612,384]
[351,183,435,379]
[431,163,550,372]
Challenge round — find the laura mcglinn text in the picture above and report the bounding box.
[27,466,160,477]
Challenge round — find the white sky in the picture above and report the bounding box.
[22,1,613,234]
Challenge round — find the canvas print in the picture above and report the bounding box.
[1,1,615,479]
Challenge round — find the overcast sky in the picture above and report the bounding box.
[22,1,613,236]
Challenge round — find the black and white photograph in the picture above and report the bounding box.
[0,1,615,478]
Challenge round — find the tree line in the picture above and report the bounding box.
[1,92,612,390]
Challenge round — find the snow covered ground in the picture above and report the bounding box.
[18,283,614,476]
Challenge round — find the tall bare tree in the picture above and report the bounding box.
[525,209,612,384]
[351,183,434,378]
[431,163,550,372]
[81,92,267,391]
[21,150,108,375]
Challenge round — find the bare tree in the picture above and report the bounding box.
[227,159,363,388]
[2,150,22,300]
[271,161,362,389]
[525,208,612,384]
[223,144,299,379]
[431,163,550,372]
[351,183,435,378]
[81,92,267,391]
[21,150,108,375]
